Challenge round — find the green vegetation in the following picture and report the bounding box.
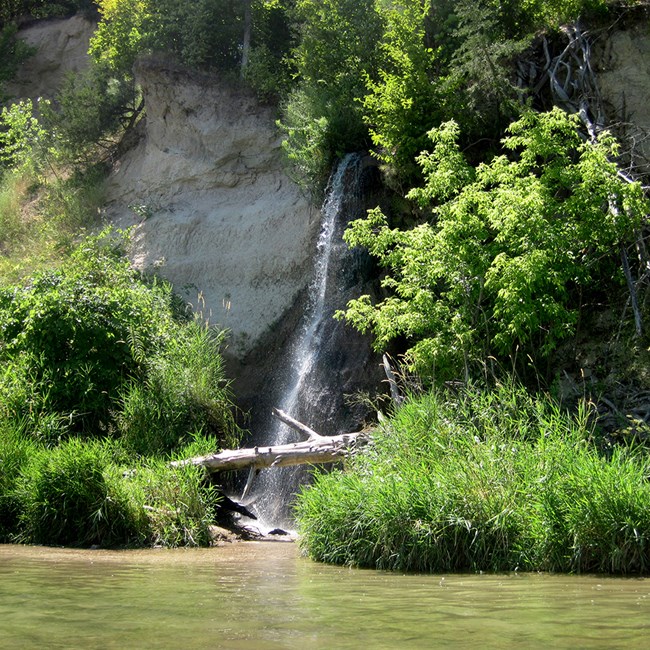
[0,3,247,549]
[3,432,223,547]
[0,1,97,24]
[0,231,238,447]
[0,233,240,547]
[297,383,650,574]
[3,0,650,571]
[338,109,649,382]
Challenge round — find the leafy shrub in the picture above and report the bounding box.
[278,0,383,189]
[0,99,48,173]
[338,108,649,382]
[0,230,238,451]
[43,67,138,165]
[362,0,451,186]
[0,231,176,434]
[277,87,333,189]
[15,438,146,547]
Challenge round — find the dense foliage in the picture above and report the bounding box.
[90,0,292,78]
[339,108,649,381]
[0,230,239,448]
[0,0,97,26]
[296,383,650,574]
[0,233,238,547]
[1,427,222,547]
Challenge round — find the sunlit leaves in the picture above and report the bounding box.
[0,99,46,171]
[339,108,649,381]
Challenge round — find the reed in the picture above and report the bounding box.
[296,382,650,574]
[14,438,146,547]
[0,423,36,541]
[2,433,221,548]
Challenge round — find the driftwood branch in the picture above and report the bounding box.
[621,243,643,337]
[272,407,325,441]
[171,409,370,474]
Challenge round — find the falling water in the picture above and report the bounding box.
[250,153,364,529]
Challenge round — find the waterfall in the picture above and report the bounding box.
[249,153,365,530]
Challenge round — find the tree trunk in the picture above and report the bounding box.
[241,0,252,78]
[171,409,371,473]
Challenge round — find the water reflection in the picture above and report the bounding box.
[1,542,648,649]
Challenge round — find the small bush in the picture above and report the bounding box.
[0,230,240,446]
[15,438,146,547]
[44,68,137,165]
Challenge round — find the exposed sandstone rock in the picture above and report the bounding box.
[594,22,650,171]
[104,56,317,361]
[5,15,96,102]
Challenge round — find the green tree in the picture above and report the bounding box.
[338,108,648,381]
[279,0,383,186]
[363,0,448,187]
[44,66,138,164]
[0,98,47,172]
[89,0,150,74]
[91,0,292,76]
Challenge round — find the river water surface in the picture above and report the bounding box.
[1,542,649,649]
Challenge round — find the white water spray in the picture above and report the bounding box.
[251,153,363,529]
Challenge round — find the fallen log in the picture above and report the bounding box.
[171,408,371,473]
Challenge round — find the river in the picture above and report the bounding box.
[1,542,648,649]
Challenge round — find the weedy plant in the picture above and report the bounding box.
[14,438,146,547]
[0,423,37,542]
[117,322,240,456]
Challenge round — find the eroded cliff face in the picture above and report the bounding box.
[594,22,650,171]
[104,57,317,364]
[5,15,96,102]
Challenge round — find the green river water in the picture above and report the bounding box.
[1,541,649,649]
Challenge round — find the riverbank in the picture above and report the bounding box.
[295,382,650,575]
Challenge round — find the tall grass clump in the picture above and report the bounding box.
[0,171,28,250]
[1,432,222,548]
[117,322,239,456]
[126,456,218,548]
[296,382,650,574]
[0,423,37,541]
[14,438,146,547]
